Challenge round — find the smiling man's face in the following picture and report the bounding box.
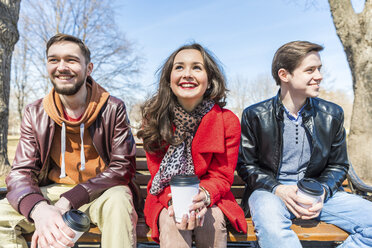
[47,41,92,95]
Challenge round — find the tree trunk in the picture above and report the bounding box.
[328,0,372,183]
[0,0,21,176]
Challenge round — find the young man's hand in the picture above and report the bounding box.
[30,201,75,248]
[302,190,326,220]
[54,196,72,213]
[274,184,317,219]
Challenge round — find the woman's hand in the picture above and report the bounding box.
[167,191,208,230]
[190,190,208,219]
[167,205,199,230]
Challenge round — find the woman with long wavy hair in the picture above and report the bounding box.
[137,43,247,247]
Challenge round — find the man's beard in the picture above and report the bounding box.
[51,78,85,96]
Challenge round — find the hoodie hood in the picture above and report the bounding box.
[43,76,109,133]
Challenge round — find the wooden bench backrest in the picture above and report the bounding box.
[2,143,349,243]
[134,144,246,204]
[133,143,349,243]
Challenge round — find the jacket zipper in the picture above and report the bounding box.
[302,114,314,178]
[275,117,284,179]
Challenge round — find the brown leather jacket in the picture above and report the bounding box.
[6,95,140,220]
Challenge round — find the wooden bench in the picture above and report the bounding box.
[1,143,372,247]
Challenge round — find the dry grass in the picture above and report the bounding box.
[1,136,19,188]
[7,137,19,165]
[0,175,6,187]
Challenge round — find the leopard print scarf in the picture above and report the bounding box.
[150,100,215,195]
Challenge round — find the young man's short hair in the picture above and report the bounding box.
[46,33,91,64]
[272,41,324,85]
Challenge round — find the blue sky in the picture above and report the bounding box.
[113,0,365,98]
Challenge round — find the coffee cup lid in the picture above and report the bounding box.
[297,178,324,196]
[62,209,90,232]
[170,175,200,186]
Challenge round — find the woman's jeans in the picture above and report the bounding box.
[249,189,372,248]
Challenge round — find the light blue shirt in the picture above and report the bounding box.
[277,105,311,185]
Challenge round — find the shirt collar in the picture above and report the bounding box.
[283,104,306,122]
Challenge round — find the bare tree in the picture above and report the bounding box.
[11,17,31,124]
[328,0,372,183]
[228,74,278,119]
[0,0,21,175]
[12,0,141,108]
[318,89,353,132]
[316,68,353,132]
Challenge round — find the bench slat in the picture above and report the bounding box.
[137,189,245,203]
[136,147,146,158]
[136,160,148,170]
[233,174,245,185]
[23,218,348,243]
[290,219,348,241]
[23,218,154,243]
[228,219,348,242]
[134,173,151,185]
[230,187,244,198]
[134,174,245,187]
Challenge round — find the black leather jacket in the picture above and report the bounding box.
[237,93,349,215]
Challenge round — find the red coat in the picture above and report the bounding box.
[144,105,247,242]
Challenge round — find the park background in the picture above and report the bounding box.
[1,0,369,186]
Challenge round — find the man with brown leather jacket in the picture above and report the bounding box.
[0,34,138,248]
[237,41,372,248]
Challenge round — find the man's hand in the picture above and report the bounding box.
[54,197,72,213]
[274,184,315,219]
[30,201,75,248]
[301,189,326,220]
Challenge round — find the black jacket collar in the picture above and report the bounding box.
[273,90,315,121]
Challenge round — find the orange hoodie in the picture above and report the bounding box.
[43,77,110,184]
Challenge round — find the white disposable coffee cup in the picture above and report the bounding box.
[297,178,324,209]
[62,209,90,242]
[170,175,200,223]
[50,209,90,248]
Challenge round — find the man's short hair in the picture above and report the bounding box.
[272,41,324,85]
[46,33,91,64]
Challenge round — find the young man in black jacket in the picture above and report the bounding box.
[237,41,372,248]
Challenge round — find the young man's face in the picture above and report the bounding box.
[47,41,93,96]
[283,51,323,99]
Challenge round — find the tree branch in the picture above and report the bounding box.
[328,0,361,48]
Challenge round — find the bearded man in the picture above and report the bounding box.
[0,34,138,248]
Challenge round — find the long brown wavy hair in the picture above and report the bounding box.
[137,43,227,152]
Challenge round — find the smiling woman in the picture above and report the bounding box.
[137,43,247,247]
[138,43,227,152]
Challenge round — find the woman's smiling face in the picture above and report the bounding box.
[170,49,209,112]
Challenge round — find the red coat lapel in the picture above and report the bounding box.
[192,104,225,154]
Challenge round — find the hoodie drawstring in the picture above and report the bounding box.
[59,122,86,178]
[60,122,66,178]
[80,123,86,171]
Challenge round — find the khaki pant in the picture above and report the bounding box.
[0,184,137,248]
[159,206,227,248]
